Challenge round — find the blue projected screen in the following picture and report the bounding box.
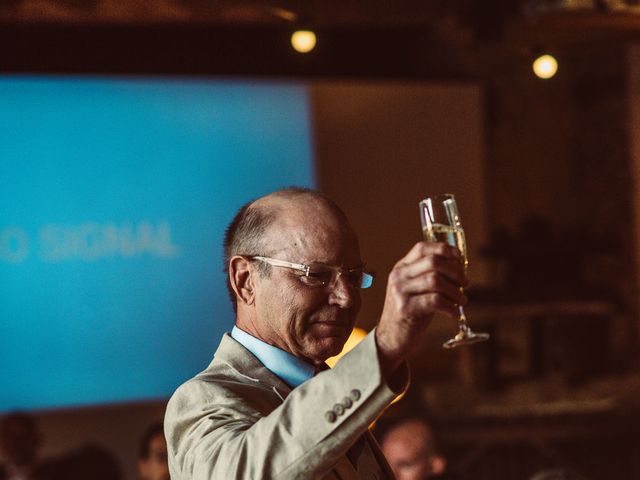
[0,76,315,411]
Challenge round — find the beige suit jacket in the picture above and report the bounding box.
[164,329,407,479]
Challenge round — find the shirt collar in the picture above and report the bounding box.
[231,326,316,388]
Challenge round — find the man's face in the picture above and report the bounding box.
[252,198,363,364]
[138,434,169,480]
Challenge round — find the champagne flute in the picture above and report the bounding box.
[419,194,490,348]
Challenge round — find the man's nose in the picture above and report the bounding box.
[328,273,357,308]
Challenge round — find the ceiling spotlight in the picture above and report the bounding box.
[533,54,558,79]
[291,30,317,53]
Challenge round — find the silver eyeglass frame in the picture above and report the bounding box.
[250,256,374,289]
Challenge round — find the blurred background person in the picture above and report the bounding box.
[137,422,169,480]
[0,413,52,480]
[376,414,458,480]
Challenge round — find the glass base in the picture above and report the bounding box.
[443,330,490,349]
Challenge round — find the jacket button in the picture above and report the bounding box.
[342,397,353,409]
[325,411,337,423]
[333,403,345,416]
[350,389,361,401]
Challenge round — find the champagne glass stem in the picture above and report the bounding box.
[457,306,469,334]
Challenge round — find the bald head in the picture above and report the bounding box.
[223,188,355,309]
[254,188,350,222]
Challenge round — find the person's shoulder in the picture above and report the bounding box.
[167,333,236,391]
[164,357,277,440]
[167,365,227,406]
[166,351,266,411]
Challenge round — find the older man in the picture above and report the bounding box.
[164,188,466,479]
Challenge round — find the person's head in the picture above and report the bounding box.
[378,417,446,480]
[137,423,169,480]
[0,412,41,467]
[225,187,366,365]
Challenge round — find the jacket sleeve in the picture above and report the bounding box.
[164,329,408,480]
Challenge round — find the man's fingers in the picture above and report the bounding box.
[377,243,467,369]
[395,272,467,306]
[399,241,462,266]
[395,254,467,287]
[407,292,460,320]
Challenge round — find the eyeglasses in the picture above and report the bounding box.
[250,256,375,289]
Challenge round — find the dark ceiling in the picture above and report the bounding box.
[0,0,638,30]
[2,0,473,25]
[3,0,640,77]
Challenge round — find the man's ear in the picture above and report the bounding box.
[229,256,256,306]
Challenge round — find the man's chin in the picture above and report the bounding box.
[307,337,349,364]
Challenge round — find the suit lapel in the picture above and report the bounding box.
[333,455,360,480]
[364,430,395,479]
[333,432,395,480]
[209,333,293,398]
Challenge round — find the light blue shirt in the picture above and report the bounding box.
[231,326,316,388]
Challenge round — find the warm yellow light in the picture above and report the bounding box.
[291,30,317,53]
[533,54,558,79]
[325,327,367,367]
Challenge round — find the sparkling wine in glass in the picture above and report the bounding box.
[419,194,490,349]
